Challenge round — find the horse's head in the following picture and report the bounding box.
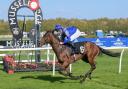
[53,30,65,42]
[40,31,52,47]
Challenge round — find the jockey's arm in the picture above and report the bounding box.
[59,37,70,45]
[63,37,71,44]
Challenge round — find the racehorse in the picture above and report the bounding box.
[40,30,120,83]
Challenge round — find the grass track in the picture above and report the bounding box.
[0,54,128,89]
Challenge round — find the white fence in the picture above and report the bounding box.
[0,46,56,75]
[0,46,127,74]
[0,45,73,76]
[103,47,127,73]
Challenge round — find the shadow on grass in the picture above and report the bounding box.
[21,75,72,83]
[20,74,100,83]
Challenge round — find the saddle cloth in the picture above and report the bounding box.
[65,37,86,54]
[73,42,85,54]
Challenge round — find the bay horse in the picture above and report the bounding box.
[40,30,120,83]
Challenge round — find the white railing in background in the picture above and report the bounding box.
[0,46,128,74]
[103,47,127,74]
[0,45,72,76]
[0,47,52,51]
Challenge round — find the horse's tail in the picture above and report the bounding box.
[99,47,120,57]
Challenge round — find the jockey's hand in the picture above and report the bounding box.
[60,42,64,44]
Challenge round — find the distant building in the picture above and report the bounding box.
[96,30,104,38]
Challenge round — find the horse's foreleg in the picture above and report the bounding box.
[80,63,96,83]
[58,61,71,76]
[60,69,81,80]
[58,62,80,80]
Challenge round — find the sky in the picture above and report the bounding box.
[0,0,128,20]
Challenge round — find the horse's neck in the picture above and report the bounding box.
[50,35,62,54]
[51,43,62,53]
[49,35,71,60]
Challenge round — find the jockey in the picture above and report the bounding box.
[54,24,81,54]
[54,24,81,44]
[54,24,65,41]
[63,26,81,44]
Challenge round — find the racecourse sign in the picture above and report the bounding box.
[74,37,128,47]
[8,0,43,37]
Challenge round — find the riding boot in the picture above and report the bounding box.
[70,43,79,54]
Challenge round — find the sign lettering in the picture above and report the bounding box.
[8,0,43,36]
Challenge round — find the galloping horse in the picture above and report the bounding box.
[40,30,120,83]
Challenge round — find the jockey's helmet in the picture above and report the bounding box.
[55,24,63,30]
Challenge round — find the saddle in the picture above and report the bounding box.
[65,42,85,55]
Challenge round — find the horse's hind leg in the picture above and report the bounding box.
[87,63,96,79]
[80,62,96,83]
[80,43,99,83]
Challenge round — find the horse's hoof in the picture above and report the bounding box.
[88,75,92,80]
[80,79,85,83]
[89,77,91,80]
[67,73,72,76]
[80,76,87,83]
[80,75,84,78]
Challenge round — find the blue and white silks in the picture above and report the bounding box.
[63,26,81,44]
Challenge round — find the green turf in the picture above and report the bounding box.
[0,54,128,89]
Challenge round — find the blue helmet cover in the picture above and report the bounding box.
[55,24,63,30]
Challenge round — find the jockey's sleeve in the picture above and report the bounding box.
[63,37,71,44]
